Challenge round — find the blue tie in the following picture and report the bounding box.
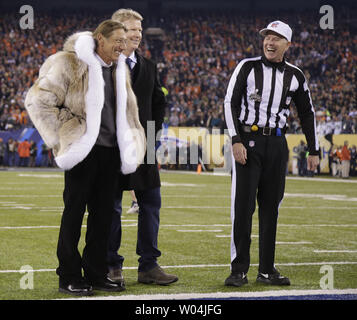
[126,57,134,80]
[125,57,132,70]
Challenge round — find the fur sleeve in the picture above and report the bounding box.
[25,53,69,148]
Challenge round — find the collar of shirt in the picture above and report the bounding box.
[261,54,286,72]
[95,52,113,68]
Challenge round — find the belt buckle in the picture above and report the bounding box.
[262,127,272,136]
[251,125,259,132]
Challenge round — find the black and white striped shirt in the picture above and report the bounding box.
[224,55,319,155]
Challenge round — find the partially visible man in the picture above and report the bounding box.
[17,139,31,167]
[0,138,5,166]
[108,9,178,286]
[25,20,145,296]
[224,21,319,287]
[341,140,351,178]
[6,138,16,166]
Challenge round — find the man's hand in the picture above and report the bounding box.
[307,155,319,172]
[232,142,247,165]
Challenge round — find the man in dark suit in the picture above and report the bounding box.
[108,8,178,286]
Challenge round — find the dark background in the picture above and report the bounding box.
[1,0,356,14]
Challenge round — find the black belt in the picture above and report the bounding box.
[240,124,286,136]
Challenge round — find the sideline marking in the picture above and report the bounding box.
[56,288,357,300]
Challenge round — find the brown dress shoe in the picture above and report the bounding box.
[108,268,125,288]
[138,266,178,285]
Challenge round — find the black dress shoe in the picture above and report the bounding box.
[108,268,125,288]
[256,268,290,286]
[89,277,126,292]
[224,272,248,287]
[59,279,93,296]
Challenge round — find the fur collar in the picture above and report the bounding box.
[115,54,139,174]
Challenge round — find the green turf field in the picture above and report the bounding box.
[0,170,356,300]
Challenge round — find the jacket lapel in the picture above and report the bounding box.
[131,52,143,86]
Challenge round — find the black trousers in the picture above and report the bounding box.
[107,187,162,272]
[56,145,120,283]
[230,133,288,274]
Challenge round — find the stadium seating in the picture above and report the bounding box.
[0,9,356,169]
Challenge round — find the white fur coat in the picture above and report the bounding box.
[25,31,146,173]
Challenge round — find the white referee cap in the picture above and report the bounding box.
[259,20,292,42]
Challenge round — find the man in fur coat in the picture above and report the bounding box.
[25,20,145,296]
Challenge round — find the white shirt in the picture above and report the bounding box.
[95,52,113,68]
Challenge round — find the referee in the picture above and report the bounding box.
[224,21,319,287]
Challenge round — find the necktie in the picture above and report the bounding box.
[125,57,132,70]
[125,57,135,81]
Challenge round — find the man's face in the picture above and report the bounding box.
[122,18,142,54]
[97,28,127,64]
[263,31,290,63]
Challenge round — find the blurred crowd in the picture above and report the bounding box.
[295,139,357,178]
[0,9,356,134]
[0,138,55,167]
[158,10,356,132]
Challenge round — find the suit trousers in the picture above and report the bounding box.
[107,187,162,272]
[230,133,288,274]
[56,145,119,283]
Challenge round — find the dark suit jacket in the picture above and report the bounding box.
[118,52,166,191]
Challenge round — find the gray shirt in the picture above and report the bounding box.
[95,66,117,147]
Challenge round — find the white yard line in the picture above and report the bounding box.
[314,250,357,253]
[286,176,357,184]
[279,224,357,227]
[0,226,61,229]
[284,193,357,202]
[216,234,258,238]
[0,195,60,197]
[0,202,355,209]
[17,174,62,178]
[276,241,313,244]
[2,261,357,274]
[176,229,223,232]
[215,238,314,244]
[1,223,357,230]
[280,206,357,210]
[164,206,230,209]
[159,170,357,183]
